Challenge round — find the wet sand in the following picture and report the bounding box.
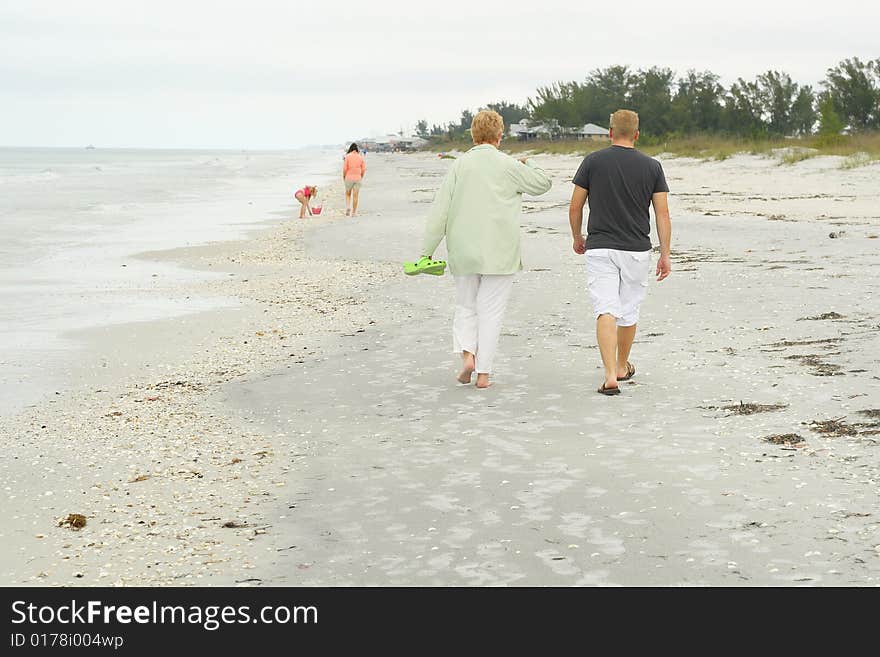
[3,150,879,585]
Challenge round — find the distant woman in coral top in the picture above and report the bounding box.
[343,143,366,216]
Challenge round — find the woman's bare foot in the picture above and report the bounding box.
[457,352,475,384]
[475,373,492,389]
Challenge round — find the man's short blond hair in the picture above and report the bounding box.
[610,109,639,139]
[471,110,504,144]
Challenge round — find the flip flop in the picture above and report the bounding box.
[617,362,636,381]
[404,256,447,276]
[597,383,621,396]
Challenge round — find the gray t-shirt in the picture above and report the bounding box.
[572,145,669,252]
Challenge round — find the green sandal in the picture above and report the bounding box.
[403,255,447,276]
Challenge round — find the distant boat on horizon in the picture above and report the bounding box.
[85,144,96,149]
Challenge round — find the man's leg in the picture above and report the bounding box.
[586,249,623,391]
[616,250,652,379]
[474,274,515,388]
[597,314,620,388]
[453,275,479,383]
[616,324,637,378]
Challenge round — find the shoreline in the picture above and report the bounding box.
[2,151,879,586]
[1,159,399,586]
[0,147,342,416]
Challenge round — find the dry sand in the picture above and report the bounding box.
[2,150,879,586]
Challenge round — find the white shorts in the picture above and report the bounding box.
[585,248,652,326]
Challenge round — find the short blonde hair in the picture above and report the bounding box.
[610,109,639,139]
[471,110,504,144]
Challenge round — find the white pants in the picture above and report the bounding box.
[586,248,652,327]
[453,274,515,374]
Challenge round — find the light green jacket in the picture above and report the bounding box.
[422,144,552,275]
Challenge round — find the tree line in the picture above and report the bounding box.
[415,57,880,141]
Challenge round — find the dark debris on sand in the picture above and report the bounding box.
[768,337,842,348]
[805,417,860,437]
[798,311,845,321]
[784,354,844,376]
[670,248,746,266]
[762,433,805,446]
[855,410,880,436]
[722,401,788,415]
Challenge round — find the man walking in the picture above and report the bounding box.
[568,109,672,395]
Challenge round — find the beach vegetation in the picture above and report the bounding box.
[820,57,880,132]
[840,152,879,169]
[780,149,819,165]
[417,56,880,162]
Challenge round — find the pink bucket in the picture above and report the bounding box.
[312,205,323,215]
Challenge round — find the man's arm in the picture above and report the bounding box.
[569,184,588,254]
[652,191,671,281]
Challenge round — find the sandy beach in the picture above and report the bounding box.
[2,149,879,586]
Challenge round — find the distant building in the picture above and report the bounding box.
[508,120,553,141]
[508,120,530,138]
[506,120,609,141]
[355,134,427,153]
[395,135,428,151]
[577,123,609,140]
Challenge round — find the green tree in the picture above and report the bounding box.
[529,66,635,129]
[821,57,880,131]
[817,96,845,135]
[486,101,529,128]
[628,67,675,136]
[790,86,817,135]
[756,70,803,136]
[671,70,724,132]
[420,58,880,142]
[723,78,768,136]
[459,110,474,133]
[415,120,429,138]
[528,81,583,126]
[585,65,635,123]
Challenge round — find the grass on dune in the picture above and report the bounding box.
[780,149,820,165]
[840,152,880,169]
[422,132,880,166]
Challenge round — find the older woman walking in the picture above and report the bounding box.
[421,110,552,388]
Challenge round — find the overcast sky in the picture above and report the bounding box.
[1,0,877,149]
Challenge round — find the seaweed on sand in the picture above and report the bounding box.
[784,354,844,376]
[762,433,805,446]
[722,402,788,415]
[805,417,860,437]
[768,337,842,348]
[798,312,845,321]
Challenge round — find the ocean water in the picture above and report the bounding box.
[0,146,340,414]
